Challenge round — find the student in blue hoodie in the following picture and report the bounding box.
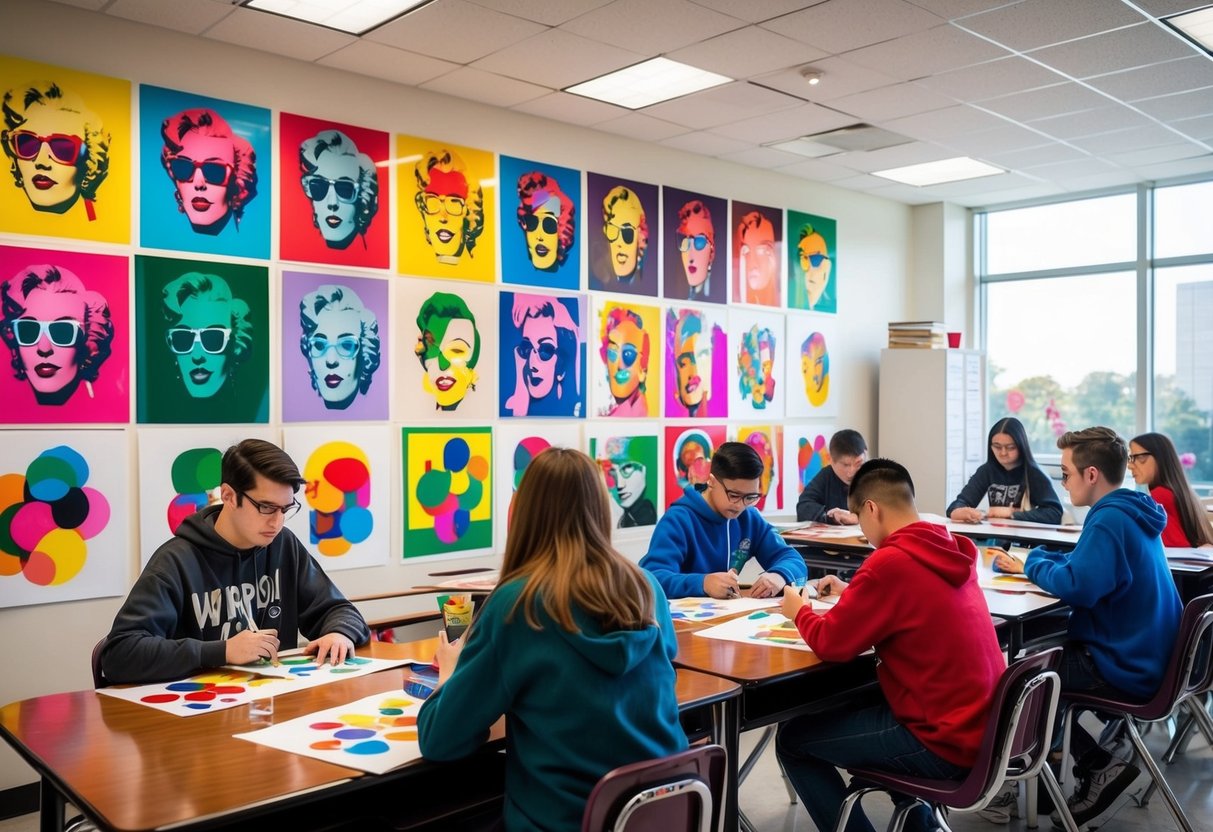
[993,426,1181,830]
[417,448,686,832]
[641,441,807,599]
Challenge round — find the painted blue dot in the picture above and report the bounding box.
[166,682,206,692]
[334,728,377,740]
[443,438,470,472]
[347,740,390,755]
[340,506,373,544]
[185,703,211,710]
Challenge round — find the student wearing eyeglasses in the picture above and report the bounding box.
[947,416,1063,525]
[2,80,111,220]
[159,108,257,236]
[413,148,484,266]
[1127,432,1213,548]
[641,441,807,599]
[101,438,370,685]
[298,129,379,250]
[161,271,251,403]
[1,263,114,406]
[298,284,379,411]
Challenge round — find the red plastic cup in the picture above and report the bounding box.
[947,332,962,348]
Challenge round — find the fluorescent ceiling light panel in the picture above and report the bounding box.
[565,58,732,109]
[872,156,1005,187]
[1162,6,1213,55]
[242,0,433,36]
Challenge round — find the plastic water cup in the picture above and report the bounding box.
[249,694,274,721]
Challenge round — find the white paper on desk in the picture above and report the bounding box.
[235,691,427,775]
[1165,548,1213,565]
[221,654,412,681]
[694,610,815,653]
[979,574,1048,594]
[784,526,867,541]
[669,596,777,621]
[918,512,949,525]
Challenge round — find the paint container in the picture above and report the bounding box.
[403,664,439,700]
[249,693,274,722]
[439,594,475,641]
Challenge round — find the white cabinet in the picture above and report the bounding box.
[878,348,985,515]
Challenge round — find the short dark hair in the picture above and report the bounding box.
[1057,426,1127,486]
[829,429,867,459]
[710,441,764,480]
[848,458,915,513]
[222,439,305,494]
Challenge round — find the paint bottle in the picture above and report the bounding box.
[441,594,475,641]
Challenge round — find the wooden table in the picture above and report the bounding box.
[1,639,739,832]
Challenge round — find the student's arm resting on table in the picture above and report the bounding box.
[947,466,992,519]
[1013,466,1064,524]
[638,518,707,599]
[789,567,889,662]
[1024,532,1121,608]
[795,469,831,523]
[751,517,808,590]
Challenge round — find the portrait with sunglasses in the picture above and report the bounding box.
[296,282,382,415]
[789,210,837,314]
[587,175,656,295]
[2,79,111,220]
[597,304,653,418]
[664,188,726,304]
[502,292,584,418]
[515,168,575,275]
[501,156,580,290]
[296,127,380,253]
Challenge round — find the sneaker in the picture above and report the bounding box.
[1052,758,1140,829]
[978,781,1019,824]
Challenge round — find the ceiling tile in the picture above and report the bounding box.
[766,0,943,52]
[1069,124,1190,154]
[108,0,233,34]
[955,0,1146,52]
[593,113,691,141]
[751,56,901,103]
[471,28,645,89]
[920,170,1041,197]
[1087,57,1213,102]
[716,146,807,168]
[688,0,828,24]
[203,8,355,62]
[642,82,803,130]
[841,23,1011,80]
[1028,105,1154,140]
[861,183,943,204]
[1173,114,1213,142]
[778,157,858,181]
[708,103,856,144]
[1029,23,1198,80]
[1057,169,1143,191]
[915,56,1068,102]
[947,182,1067,207]
[905,0,1027,18]
[1108,142,1211,167]
[668,26,827,79]
[983,142,1091,169]
[831,172,900,190]
[1133,87,1213,121]
[832,140,959,172]
[1129,154,1213,181]
[1020,157,1118,179]
[318,41,459,87]
[942,122,1054,155]
[829,82,958,121]
[366,0,547,65]
[560,0,743,55]
[419,67,550,107]
[511,91,630,125]
[46,0,107,9]
[464,0,614,26]
[881,104,1013,140]
[1132,0,1213,16]
[975,82,1112,121]
[659,131,753,156]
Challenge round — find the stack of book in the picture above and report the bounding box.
[888,321,946,349]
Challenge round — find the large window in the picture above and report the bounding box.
[977,180,1213,487]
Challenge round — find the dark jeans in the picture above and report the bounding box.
[776,693,968,832]
[1057,641,1128,766]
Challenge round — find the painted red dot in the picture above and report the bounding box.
[142,694,180,703]
[309,721,345,730]
[211,685,246,694]
[184,691,217,701]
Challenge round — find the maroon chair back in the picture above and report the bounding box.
[91,636,106,688]
[581,744,726,832]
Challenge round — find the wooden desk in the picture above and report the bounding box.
[2,639,739,832]
[944,518,1083,548]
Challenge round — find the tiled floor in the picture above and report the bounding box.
[2,712,1209,831]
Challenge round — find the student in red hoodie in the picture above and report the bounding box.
[777,458,1005,832]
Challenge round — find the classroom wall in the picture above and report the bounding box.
[0,0,934,792]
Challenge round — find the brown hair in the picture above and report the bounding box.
[222,439,305,494]
[1131,432,1213,547]
[1057,426,1127,487]
[499,447,654,633]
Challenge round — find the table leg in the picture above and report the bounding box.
[40,777,64,832]
[712,697,741,832]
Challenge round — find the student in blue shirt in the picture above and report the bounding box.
[641,441,807,599]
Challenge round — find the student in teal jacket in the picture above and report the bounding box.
[417,448,686,832]
[641,441,807,599]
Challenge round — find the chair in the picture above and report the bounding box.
[581,744,726,832]
[833,647,1079,832]
[1059,592,1213,832]
[90,636,106,688]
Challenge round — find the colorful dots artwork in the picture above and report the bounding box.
[668,596,777,621]
[694,610,814,653]
[235,692,427,775]
[223,653,382,680]
[302,441,373,557]
[167,447,222,533]
[402,426,492,558]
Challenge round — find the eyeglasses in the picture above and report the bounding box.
[606,343,639,368]
[11,318,82,348]
[523,214,559,235]
[740,243,775,259]
[608,461,644,479]
[9,130,83,165]
[302,175,358,204]
[239,491,301,518]
[1127,452,1152,464]
[308,335,359,359]
[167,155,233,186]
[679,234,710,252]
[713,476,761,506]
[604,222,636,244]
[991,443,1018,453]
[516,341,557,362]
[422,193,466,216]
[800,252,827,268]
[167,326,231,355]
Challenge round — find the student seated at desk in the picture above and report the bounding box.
[777,458,1004,832]
[1128,432,1213,548]
[993,427,1181,829]
[417,448,686,832]
[640,441,807,599]
[948,416,1062,525]
[101,439,370,684]
[796,428,867,524]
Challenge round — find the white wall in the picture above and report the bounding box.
[0,0,927,792]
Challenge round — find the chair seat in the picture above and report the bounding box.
[846,770,974,805]
[1064,689,1164,722]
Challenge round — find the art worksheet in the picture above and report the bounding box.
[668,597,777,621]
[97,656,412,716]
[235,691,427,775]
[693,608,831,653]
[978,574,1049,594]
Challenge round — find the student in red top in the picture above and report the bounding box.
[777,458,1005,832]
[1128,432,1213,548]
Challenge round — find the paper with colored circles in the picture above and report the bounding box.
[222,653,408,680]
[692,609,831,653]
[668,596,777,621]
[235,691,427,774]
[97,655,414,716]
